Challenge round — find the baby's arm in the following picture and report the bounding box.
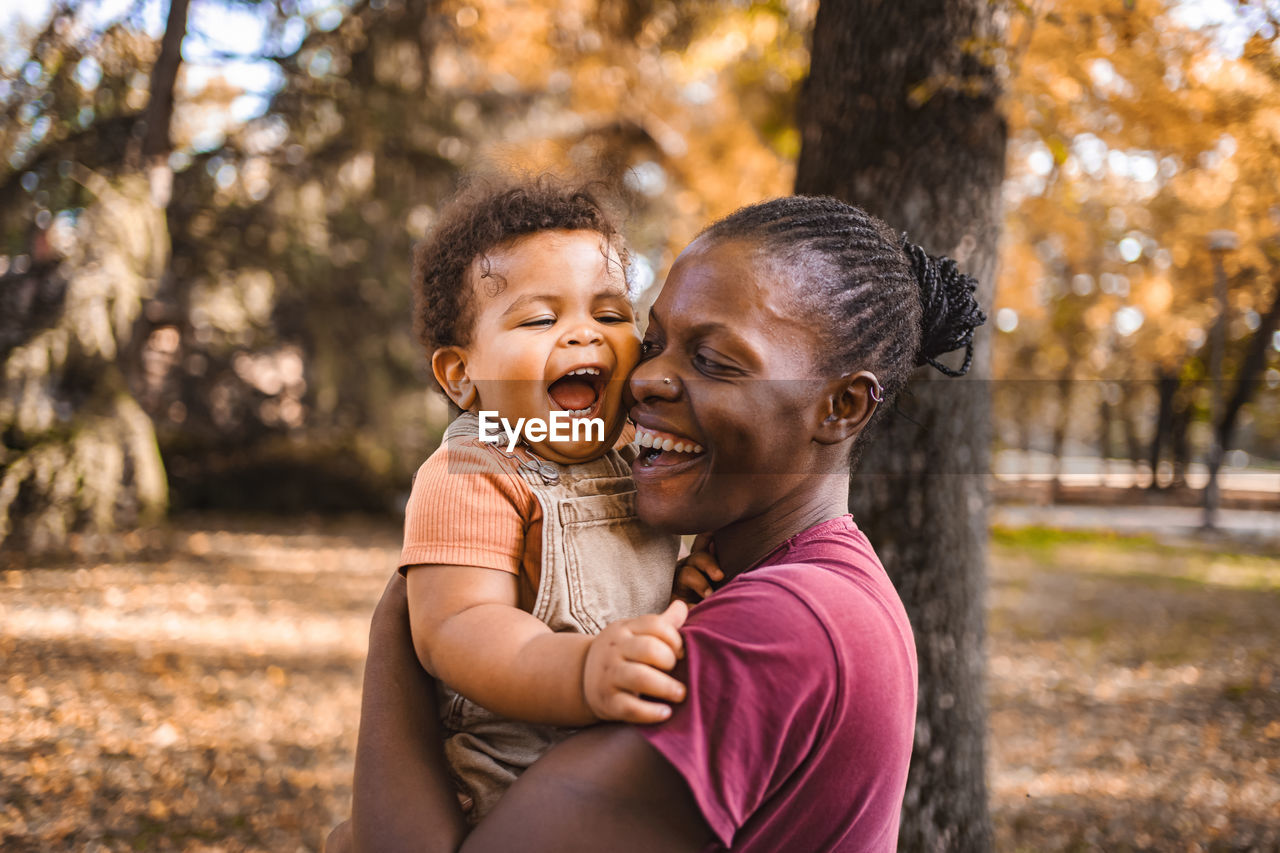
[406,564,686,727]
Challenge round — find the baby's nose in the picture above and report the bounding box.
[563,324,603,346]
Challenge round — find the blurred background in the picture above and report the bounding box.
[1,0,1277,850]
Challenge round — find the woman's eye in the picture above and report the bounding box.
[519,317,555,328]
[693,351,732,374]
[639,338,661,359]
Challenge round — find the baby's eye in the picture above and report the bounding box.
[595,313,629,324]
[519,317,555,328]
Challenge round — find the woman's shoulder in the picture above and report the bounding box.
[694,527,915,677]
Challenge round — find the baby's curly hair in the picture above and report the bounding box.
[412,175,629,356]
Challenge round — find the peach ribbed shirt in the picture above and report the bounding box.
[398,423,635,611]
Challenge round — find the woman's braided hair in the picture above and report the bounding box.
[699,195,985,449]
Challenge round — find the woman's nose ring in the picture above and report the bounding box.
[663,377,672,385]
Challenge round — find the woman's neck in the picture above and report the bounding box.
[711,474,850,582]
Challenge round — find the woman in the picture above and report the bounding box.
[330,196,984,852]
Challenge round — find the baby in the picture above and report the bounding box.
[399,177,694,822]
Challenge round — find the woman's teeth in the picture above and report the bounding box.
[567,367,601,376]
[635,426,703,454]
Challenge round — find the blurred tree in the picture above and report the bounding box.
[795,0,1004,849]
[154,0,809,511]
[3,0,812,527]
[1206,277,1280,509]
[0,0,191,551]
[995,0,1280,481]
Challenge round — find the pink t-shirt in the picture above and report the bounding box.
[639,515,918,852]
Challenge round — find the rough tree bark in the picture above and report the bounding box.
[795,1,1006,850]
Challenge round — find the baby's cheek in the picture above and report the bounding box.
[614,327,643,373]
[594,391,628,436]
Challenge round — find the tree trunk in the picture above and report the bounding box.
[127,0,192,388]
[1148,368,1179,488]
[1122,384,1146,470]
[1170,389,1191,488]
[795,1,1004,850]
[1204,281,1280,520]
[140,0,190,167]
[1048,371,1073,502]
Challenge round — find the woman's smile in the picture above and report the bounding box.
[631,420,708,479]
[634,423,705,455]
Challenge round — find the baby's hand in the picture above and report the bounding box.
[672,534,722,604]
[583,601,688,724]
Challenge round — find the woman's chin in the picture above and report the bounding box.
[634,477,708,534]
[631,445,713,530]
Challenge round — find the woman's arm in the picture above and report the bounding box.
[337,574,712,853]
[345,573,468,853]
[461,724,714,853]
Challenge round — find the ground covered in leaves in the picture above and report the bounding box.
[988,526,1280,852]
[1,517,396,852]
[2,516,1277,851]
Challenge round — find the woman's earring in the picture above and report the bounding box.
[869,380,884,403]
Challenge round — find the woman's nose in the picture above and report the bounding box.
[630,357,680,402]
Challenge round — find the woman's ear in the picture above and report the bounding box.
[814,370,879,446]
[431,347,478,410]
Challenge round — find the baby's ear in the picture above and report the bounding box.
[431,347,478,410]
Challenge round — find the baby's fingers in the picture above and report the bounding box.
[613,661,686,705]
[622,633,680,671]
[684,551,724,583]
[602,692,678,725]
[675,564,714,600]
[630,609,685,657]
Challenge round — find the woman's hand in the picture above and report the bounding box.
[582,601,688,723]
[672,534,723,604]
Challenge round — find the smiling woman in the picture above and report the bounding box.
[627,234,853,537]
[335,194,986,853]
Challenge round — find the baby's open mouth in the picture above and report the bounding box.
[635,425,704,466]
[547,366,608,417]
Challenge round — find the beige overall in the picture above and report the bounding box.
[437,413,679,823]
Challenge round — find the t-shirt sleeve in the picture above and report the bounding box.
[637,574,839,848]
[398,439,536,575]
